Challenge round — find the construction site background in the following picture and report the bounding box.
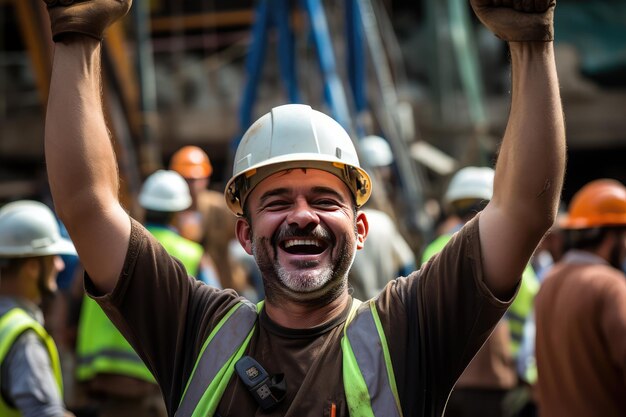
[1,0,625,216]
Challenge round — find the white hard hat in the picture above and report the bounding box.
[359,135,393,167]
[444,166,495,204]
[225,104,372,216]
[0,200,76,258]
[139,170,192,212]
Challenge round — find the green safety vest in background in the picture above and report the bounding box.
[146,225,203,276]
[76,224,203,383]
[421,232,540,382]
[0,308,63,417]
[177,299,404,417]
[76,296,156,383]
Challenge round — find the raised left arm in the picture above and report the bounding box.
[471,0,566,298]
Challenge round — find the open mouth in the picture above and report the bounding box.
[280,239,328,255]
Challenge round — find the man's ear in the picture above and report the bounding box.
[236,217,253,255]
[355,210,369,250]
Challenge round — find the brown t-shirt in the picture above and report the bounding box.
[87,214,512,417]
[535,251,626,417]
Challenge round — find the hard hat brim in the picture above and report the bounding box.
[559,214,626,230]
[46,238,77,256]
[176,165,212,180]
[0,236,76,258]
[225,154,372,216]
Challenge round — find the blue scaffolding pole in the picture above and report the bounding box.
[234,0,356,150]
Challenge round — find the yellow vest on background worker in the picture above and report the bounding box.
[0,308,64,417]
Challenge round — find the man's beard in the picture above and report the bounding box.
[251,222,357,305]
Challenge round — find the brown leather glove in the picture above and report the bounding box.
[469,0,556,42]
[44,0,132,42]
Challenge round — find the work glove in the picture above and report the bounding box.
[469,0,556,42]
[43,0,132,42]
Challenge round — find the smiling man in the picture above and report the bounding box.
[42,0,565,416]
[226,116,372,328]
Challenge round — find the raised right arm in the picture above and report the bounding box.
[44,2,132,294]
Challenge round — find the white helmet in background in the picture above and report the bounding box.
[139,170,192,212]
[0,200,76,258]
[444,166,495,204]
[359,135,393,168]
[225,104,372,216]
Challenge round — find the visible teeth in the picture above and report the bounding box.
[284,239,321,248]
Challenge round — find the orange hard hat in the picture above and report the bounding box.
[169,146,213,179]
[560,179,626,229]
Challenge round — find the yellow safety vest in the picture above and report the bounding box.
[76,225,204,384]
[0,308,63,417]
[177,299,403,417]
[75,296,156,383]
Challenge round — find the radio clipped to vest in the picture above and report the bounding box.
[235,355,286,411]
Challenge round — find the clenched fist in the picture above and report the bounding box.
[470,0,556,42]
[44,0,132,42]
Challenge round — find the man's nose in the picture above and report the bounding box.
[286,197,319,228]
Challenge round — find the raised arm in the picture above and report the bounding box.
[44,1,133,294]
[470,0,566,297]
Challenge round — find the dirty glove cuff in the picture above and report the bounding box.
[470,0,556,42]
[44,0,132,42]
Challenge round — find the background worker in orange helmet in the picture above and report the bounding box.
[169,146,253,295]
[535,179,626,417]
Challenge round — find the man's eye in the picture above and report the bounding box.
[314,199,338,207]
[265,200,289,209]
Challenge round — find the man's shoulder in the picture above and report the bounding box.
[0,297,20,318]
[199,190,228,208]
[0,300,42,325]
[198,190,235,222]
[541,261,626,302]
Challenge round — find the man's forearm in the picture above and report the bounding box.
[496,41,565,235]
[479,39,565,297]
[45,39,120,222]
[45,38,130,293]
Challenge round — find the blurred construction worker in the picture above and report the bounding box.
[349,208,416,300]
[139,169,220,287]
[73,170,215,417]
[42,0,565,416]
[169,145,250,293]
[423,167,540,363]
[535,179,626,417]
[358,135,395,195]
[422,167,539,417]
[349,135,416,300]
[0,200,75,417]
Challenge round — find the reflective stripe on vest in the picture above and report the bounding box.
[342,299,403,417]
[178,299,402,417]
[75,296,155,383]
[0,308,63,417]
[177,300,259,417]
